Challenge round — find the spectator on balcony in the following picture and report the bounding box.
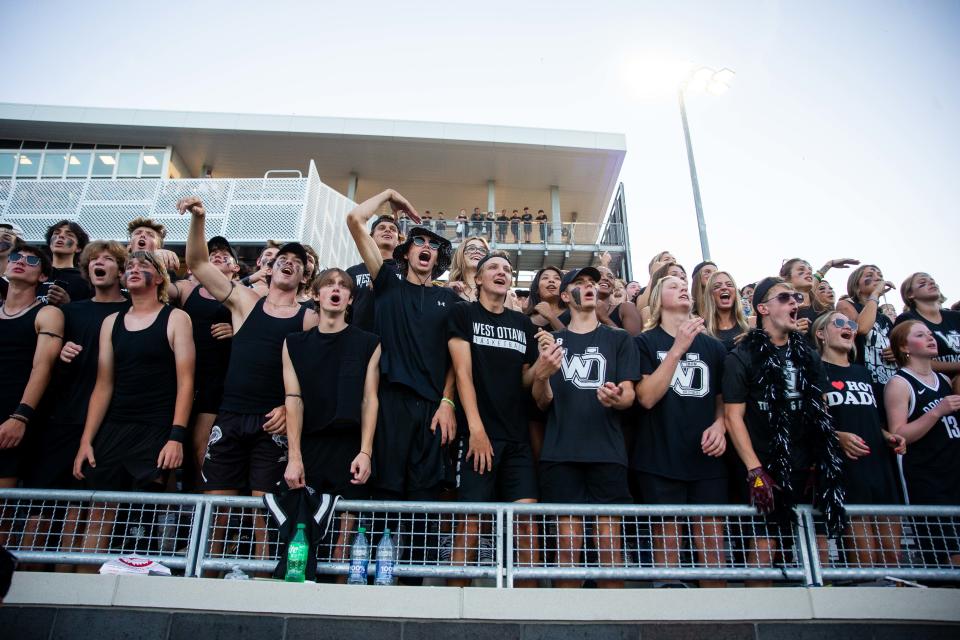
[456,210,469,241]
[72,250,193,570]
[521,207,534,243]
[346,215,401,333]
[723,277,846,585]
[434,211,446,236]
[690,261,717,318]
[532,266,640,588]
[421,210,432,225]
[525,266,565,331]
[241,240,281,297]
[632,275,729,587]
[398,211,411,238]
[281,268,381,580]
[43,220,92,305]
[495,209,509,244]
[834,265,897,387]
[535,209,549,242]
[447,236,489,302]
[485,211,495,241]
[702,271,752,352]
[813,311,904,568]
[0,221,25,301]
[895,272,960,379]
[638,262,687,327]
[126,217,182,281]
[884,320,960,566]
[0,245,63,489]
[470,207,484,237]
[509,210,521,243]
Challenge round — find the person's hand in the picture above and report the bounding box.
[882,347,896,363]
[747,467,777,514]
[284,458,306,489]
[448,281,467,297]
[263,406,286,434]
[535,328,556,353]
[350,452,372,485]
[598,251,612,268]
[46,284,70,306]
[534,302,555,320]
[73,442,95,480]
[155,249,180,272]
[467,426,494,474]
[701,419,726,457]
[534,341,563,380]
[176,196,206,217]
[0,418,26,449]
[157,441,183,470]
[870,278,895,298]
[837,431,871,459]
[796,317,811,333]
[651,257,673,274]
[934,395,960,418]
[210,323,233,340]
[597,382,623,408]
[60,341,83,363]
[826,258,860,270]
[430,401,456,445]
[886,433,907,455]
[385,190,420,224]
[671,317,705,355]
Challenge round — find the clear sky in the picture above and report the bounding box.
[2,1,958,305]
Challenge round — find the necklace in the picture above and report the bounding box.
[266,299,300,309]
[0,300,38,318]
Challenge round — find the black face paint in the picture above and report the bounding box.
[63,238,75,248]
[570,288,582,306]
[142,270,154,286]
[0,241,11,253]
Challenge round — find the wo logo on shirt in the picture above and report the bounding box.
[561,346,606,389]
[656,351,709,398]
[935,330,960,353]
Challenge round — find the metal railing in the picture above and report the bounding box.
[2,489,957,586]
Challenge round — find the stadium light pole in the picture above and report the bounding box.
[678,66,735,262]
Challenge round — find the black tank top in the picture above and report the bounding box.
[894,369,960,504]
[182,285,231,379]
[108,305,177,427]
[609,303,623,329]
[220,297,307,414]
[851,301,897,384]
[0,303,44,414]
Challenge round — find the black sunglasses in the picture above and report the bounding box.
[763,292,804,305]
[832,318,858,331]
[412,236,440,251]
[9,252,41,267]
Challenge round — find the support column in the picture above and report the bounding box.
[347,173,358,202]
[487,180,496,213]
[550,185,562,243]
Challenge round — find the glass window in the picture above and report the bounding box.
[16,152,41,178]
[92,151,116,177]
[141,151,163,176]
[0,152,15,177]
[42,152,67,178]
[117,151,140,177]
[66,152,91,177]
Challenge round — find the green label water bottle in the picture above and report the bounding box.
[285,523,308,583]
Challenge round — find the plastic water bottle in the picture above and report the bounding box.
[224,565,249,580]
[285,523,308,582]
[347,526,370,585]
[374,528,396,586]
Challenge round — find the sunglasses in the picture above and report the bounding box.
[763,292,804,305]
[8,252,41,267]
[412,236,440,251]
[832,318,858,331]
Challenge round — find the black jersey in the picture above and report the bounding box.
[345,259,399,333]
[896,309,960,365]
[107,306,177,427]
[0,303,45,416]
[893,369,960,505]
[715,325,745,353]
[851,301,897,385]
[182,286,231,383]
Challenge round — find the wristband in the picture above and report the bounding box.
[8,414,29,425]
[867,296,879,303]
[441,397,456,410]
[359,450,372,459]
[813,271,824,282]
[15,403,35,422]
[168,425,187,443]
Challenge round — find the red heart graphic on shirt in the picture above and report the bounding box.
[831,381,845,390]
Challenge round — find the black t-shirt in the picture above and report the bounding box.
[521,213,533,226]
[631,327,727,480]
[373,266,460,401]
[50,299,131,425]
[48,267,92,303]
[715,326,745,353]
[286,325,379,434]
[895,309,960,365]
[346,259,399,333]
[722,338,829,470]
[448,301,538,443]
[851,301,897,385]
[542,324,641,465]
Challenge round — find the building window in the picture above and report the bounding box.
[66,152,91,178]
[42,152,67,178]
[0,152,14,177]
[92,151,116,177]
[16,152,41,178]
[117,151,140,177]
[141,151,163,176]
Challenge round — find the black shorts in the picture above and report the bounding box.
[635,471,728,505]
[458,440,538,502]
[0,436,25,480]
[193,378,225,415]
[201,411,287,493]
[23,421,84,489]
[301,429,370,500]
[539,461,632,504]
[372,383,445,496]
[82,421,168,491]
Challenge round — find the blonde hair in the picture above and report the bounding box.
[79,241,127,283]
[448,236,490,284]
[127,250,171,303]
[811,310,857,361]
[702,271,748,338]
[644,275,689,331]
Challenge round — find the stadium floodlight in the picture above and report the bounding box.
[678,66,735,261]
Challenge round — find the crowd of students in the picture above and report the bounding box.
[0,186,958,585]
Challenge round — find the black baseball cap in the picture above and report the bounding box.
[370,215,399,235]
[560,266,601,293]
[207,235,239,262]
[276,242,309,267]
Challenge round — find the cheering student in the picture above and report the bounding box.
[633,276,728,587]
[884,320,960,567]
[525,266,566,331]
[740,283,756,318]
[0,222,25,300]
[638,262,687,326]
[446,251,542,586]
[533,267,640,589]
[702,270,751,352]
[689,260,717,318]
[634,250,676,309]
[72,251,194,571]
[0,246,63,488]
[896,272,960,378]
[596,265,643,336]
[812,311,904,568]
[126,216,182,279]
[242,241,281,297]
[722,277,846,586]
[835,265,898,386]
[626,281,641,304]
[447,236,489,302]
[281,268,381,580]
[345,215,401,332]
[813,279,836,312]
[43,220,92,305]
[297,244,320,305]
[779,258,858,335]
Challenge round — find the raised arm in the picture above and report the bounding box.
[346,189,419,281]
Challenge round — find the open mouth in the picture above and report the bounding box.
[416,250,431,267]
[789,308,799,321]
[839,328,853,340]
[718,290,732,303]
[137,239,147,249]
[330,293,342,304]
[280,266,294,276]
[93,267,107,278]
[493,276,508,286]
[679,292,690,301]
[545,284,557,293]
